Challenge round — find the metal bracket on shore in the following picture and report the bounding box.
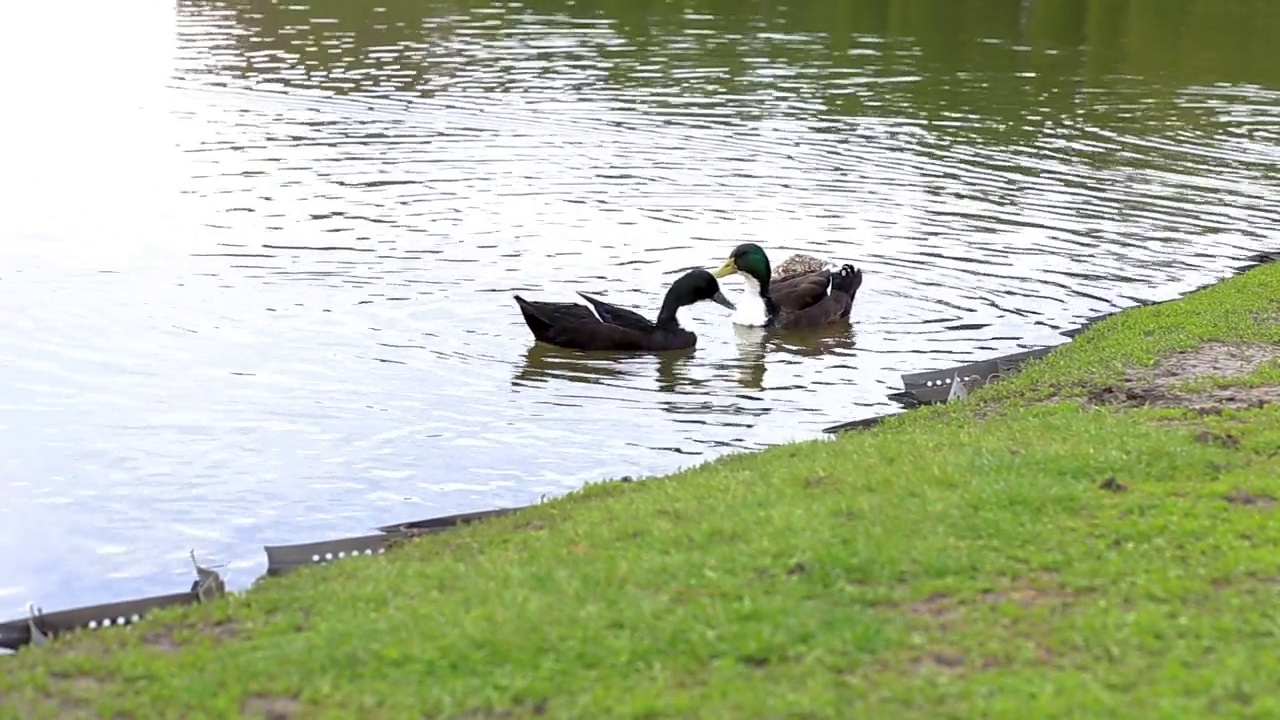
[263,506,526,578]
[1060,310,1120,338]
[898,345,1059,406]
[191,550,227,603]
[824,345,1061,433]
[376,506,523,535]
[1236,251,1280,273]
[0,553,226,652]
[901,345,1058,403]
[263,533,398,577]
[820,414,890,434]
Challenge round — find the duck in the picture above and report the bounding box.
[513,269,735,352]
[712,243,863,329]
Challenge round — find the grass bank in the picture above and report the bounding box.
[6,263,1280,719]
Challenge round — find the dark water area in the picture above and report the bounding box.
[1,0,1277,613]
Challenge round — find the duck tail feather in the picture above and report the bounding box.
[832,265,862,295]
[514,296,556,341]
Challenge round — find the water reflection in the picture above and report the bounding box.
[765,323,861,359]
[513,342,697,393]
[514,321,857,396]
[730,325,769,391]
[725,322,862,388]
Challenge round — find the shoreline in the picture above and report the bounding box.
[4,253,1280,717]
[8,250,1275,649]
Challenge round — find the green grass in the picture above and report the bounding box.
[6,263,1280,719]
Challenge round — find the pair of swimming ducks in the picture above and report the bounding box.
[513,243,864,352]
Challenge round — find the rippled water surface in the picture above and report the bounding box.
[2,0,1279,612]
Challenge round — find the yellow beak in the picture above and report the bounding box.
[713,258,737,279]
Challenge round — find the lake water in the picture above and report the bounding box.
[1,0,1278,615]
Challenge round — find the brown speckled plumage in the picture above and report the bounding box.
[773,254,828,281]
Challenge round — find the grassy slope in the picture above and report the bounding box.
[5,264,1280,719]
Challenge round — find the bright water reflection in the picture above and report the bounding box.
[1,0,1278,612]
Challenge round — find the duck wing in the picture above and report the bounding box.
[769,270,835,312]
[576,292,656,332]
[514,295,666,351]
[542,322,670,351]
[515,297,599,332]
[771,265,863,329]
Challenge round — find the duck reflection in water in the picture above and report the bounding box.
[727,319,860,388]
[514,319,859,395]
[765,321,861,358]
[512,342,697,392]
[513,342,778,429]
[731,324,769,390]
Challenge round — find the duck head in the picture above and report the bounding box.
[713,243,772,287]
[673,269,736,310]
[657,269,735,325]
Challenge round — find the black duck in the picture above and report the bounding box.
[513,269,735,352]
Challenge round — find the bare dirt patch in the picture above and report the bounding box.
[906,592,955,618]
[978,587,1064,608]
[142,631,182,653]
[1099,476,1129,493]
[903,580,1072,619]
[1195,430,1243,448]
[1087,342,1280,413]
[909,650,967,673]
[1211,574,1280,591]
[1224,490,1276,508]
[437,701,549,719]
[20,675,110,720]
[242,695,301,719]
[143,621,238,653]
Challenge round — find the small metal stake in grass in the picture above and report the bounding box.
[26,604,50,647]
[190,551,227,604]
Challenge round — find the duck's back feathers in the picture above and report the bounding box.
[514,296,587,344]
[772,253,832,281]
[513,294,696,352]
[770,264,863,329]
[576,292,655,332]
[770,271,837,313]
[515,295,678,351]
[514,269,733,352]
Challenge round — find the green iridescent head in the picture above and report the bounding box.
[713,243,771,286]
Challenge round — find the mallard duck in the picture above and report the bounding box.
[712,243,863,329]
[513,269,735,352]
